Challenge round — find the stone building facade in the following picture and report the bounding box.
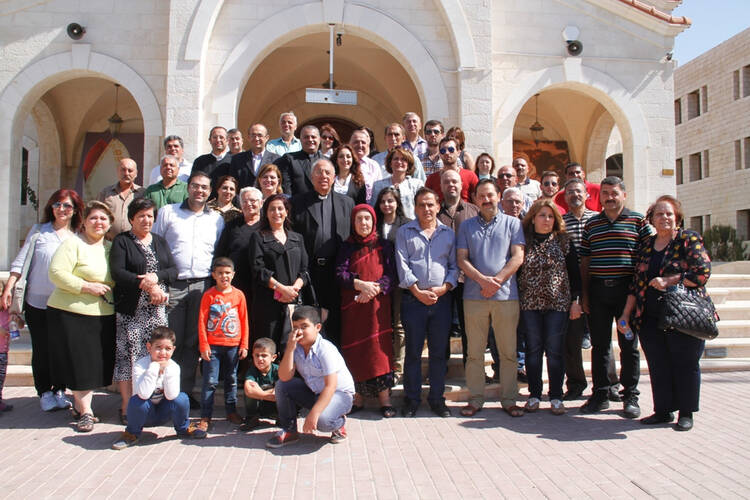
[0,0,688,267]
[674,27,750,240]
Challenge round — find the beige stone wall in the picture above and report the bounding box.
[675,27,750,236]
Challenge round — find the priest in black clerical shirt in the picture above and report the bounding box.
[291,157,354,347]
[278,125,323,196]
[191,126,233,196]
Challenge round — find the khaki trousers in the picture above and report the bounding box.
[464,300,519,409]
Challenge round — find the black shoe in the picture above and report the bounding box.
[239,416,260,432]
[607,387,623,402]
[581,332,592,350]
[430,402,451,418]
[517,370,528,383]
[623,396,641,419]
[402,401,419,418]
[675,413,693,431]
[580,394,609,414]
[562,390,584,401]
[188,395,200,410]
[450,325,463,338]
[641,412,674,425]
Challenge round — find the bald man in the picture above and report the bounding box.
[97,157,144,240]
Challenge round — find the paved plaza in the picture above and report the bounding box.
[0,372,748,499]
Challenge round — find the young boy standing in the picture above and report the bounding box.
[112,327,201,449]
[196,257,249,435]
[266,306,354,448]
[241,337,279,431]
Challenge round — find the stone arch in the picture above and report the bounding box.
[209,2,451,129]
[585,108,617,182]
[495,62,651,210]
[0,46,163,265]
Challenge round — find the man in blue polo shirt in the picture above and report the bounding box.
[456,179,525,418]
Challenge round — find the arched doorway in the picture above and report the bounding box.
[236,32,421,147]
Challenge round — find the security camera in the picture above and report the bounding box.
[566,40,583,56]
[66,23,86,40]
[336,33,343,47]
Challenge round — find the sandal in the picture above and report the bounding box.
[380,406,396,418]
[72,409,100,423]
[77,412,95,433]
[503,405,524,418]
[460,404,481,417]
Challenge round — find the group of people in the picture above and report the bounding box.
[0,110,713,452]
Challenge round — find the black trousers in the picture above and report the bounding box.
[564,314,587,394]
[24,303,66,396]
[588,279,640,397]
[639,317,704,413]
[309,262,341,348]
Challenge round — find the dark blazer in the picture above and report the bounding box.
[339,180,366,205]
[291,190,354,260]
[191,152,233,198]
[228,150,280,189]
[109,232,178,316]
[377,214,411,243]
[278,150,323,196]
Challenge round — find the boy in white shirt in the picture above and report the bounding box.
[112,327,203,450]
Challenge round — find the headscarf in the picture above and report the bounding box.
[348,203,379,247]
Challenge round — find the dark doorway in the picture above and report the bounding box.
[299,117,361,148]
[606,153,623,179]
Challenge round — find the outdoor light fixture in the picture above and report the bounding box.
[66,23,86,40]
[529,93,545,145]
[107,83,123,137]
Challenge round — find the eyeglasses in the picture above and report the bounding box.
[542,181,558,187]
[321,135,334,141]
[439,147,456,154]
[189,183,210,191]
[52,202,74,210]
[498,173,514,178]
[425,129,442,135]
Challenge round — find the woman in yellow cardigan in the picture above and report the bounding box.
[47,201,116,432]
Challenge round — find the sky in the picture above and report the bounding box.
[672,1,750,65]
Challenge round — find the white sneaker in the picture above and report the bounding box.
[54,390,72,410]
[40,391,57,412]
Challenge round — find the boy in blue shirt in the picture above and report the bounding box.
[241,337,279,431]
[266,306,354,448]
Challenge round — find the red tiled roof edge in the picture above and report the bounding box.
[616,0,692,25]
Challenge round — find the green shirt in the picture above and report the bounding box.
[143,180,188,210]
[246,363,279,391]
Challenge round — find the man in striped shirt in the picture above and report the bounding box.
[579,176,654,418]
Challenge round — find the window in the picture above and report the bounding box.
[743,65,750,98]
[674,98,682,125]
[701,85,708,113]
[676,158,683,185]
[734,70,741,100]
[738,210,750,241]
[737,140,743,170]
[687,90,700,119]
[689,152,702,181]
[703,149,709,178]
[746,137,750,170]
[689,216,703,234]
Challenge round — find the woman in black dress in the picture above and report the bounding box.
[248,194,309,351]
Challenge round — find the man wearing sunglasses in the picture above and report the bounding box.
[554,162,603,212]
[424,138,478,203]
[539,171,561,201]
[419,120,445,176]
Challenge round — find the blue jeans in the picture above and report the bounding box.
[125,393,190,437]
[521,310,568,400]
[201,345,239,418]
[275,377,353,432]
[401,292,452,406]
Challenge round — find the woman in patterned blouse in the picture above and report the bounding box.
[618,195,712,432]
[517,199,582,416]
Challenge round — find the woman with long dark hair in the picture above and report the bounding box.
[1,189,84,412]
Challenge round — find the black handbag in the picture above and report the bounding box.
[657,281,719,340]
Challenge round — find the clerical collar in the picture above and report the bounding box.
[317,193,330,200]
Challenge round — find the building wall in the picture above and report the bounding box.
[675,27,750,239]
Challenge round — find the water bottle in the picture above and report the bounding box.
[8,319,20,341]
[618,319,634,341]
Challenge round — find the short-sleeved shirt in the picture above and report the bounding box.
[266,137,301,156]
[562,208,597,253]
[457,213,525,301]
[245,363,279,390]
[294,335,355,395]
[579,208,654,278]
[143,180,188,210]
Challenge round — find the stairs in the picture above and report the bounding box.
[4,264,750,402]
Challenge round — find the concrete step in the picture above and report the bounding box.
[708,287,750,302]
[708,274,750,288]
[716,320,750,338]
[715,301,750,321]
[712,262,750,274]
[5,365,32,387]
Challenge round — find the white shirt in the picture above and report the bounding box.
[371,151,427,181]
[152,201,225,279]
[149,158,192,185]
[293,335,355,395]
[132,355,181,404]
[517,178,542,201]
